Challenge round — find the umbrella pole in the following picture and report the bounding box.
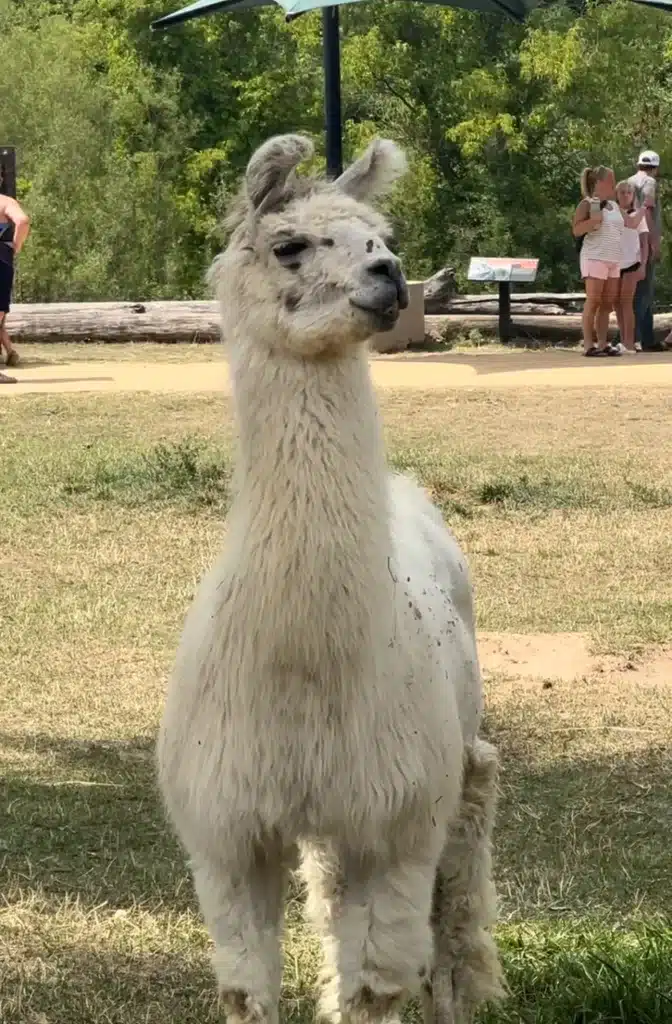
[322,6,343,178]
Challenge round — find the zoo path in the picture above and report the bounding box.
[4,349,672,394]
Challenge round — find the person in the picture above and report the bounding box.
[0,191,30,384]
[572,166,646,357]
[628,150,668,352]
[615,179,649,353]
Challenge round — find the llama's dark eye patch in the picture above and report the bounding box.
[273,239,311,266]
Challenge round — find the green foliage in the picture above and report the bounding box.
[4,0,672,298]
[481,921,672,1024]
[62,436,233,509]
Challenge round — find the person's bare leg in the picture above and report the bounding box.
[619,276,637,350]
[582,278,604,352]
[0,314,19,366]
[596,278,619,349]
[615,292,625,346]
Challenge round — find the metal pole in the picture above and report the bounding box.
[0,146,16,198]
[498,281,512,343]
[322,6,343,179]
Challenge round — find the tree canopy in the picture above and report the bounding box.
[2,0,672,300]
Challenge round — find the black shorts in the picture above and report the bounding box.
[0,251,14,314]
[620,261,641,277]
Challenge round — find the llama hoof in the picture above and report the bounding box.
[219,988,267,1024]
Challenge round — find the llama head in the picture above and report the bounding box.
[211,134,409,358]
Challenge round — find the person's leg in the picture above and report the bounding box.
[635,260,656,350]
[615,276,626,347]
[582,268,605,354]
[0,259,18,366]
[0,313,19,367]
[595,300,611,348]
[598,274,620,351]
[619,272,638,351]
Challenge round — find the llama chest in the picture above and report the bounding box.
[162,646,462,854]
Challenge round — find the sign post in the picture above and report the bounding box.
[467,257,539,343]
[0,147,16,198]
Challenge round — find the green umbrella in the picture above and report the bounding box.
[153,0,541,176]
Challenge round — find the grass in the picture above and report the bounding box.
[1,377,671,1022]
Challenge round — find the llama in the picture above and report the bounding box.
[157,134,505,1024]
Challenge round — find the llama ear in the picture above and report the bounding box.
[336,139,408,201]
[245,134,314,215]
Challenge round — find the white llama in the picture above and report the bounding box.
[157,134,505,1024]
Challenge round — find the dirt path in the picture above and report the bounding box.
[3,350,672,394]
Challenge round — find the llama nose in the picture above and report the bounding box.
[365,257,409,309]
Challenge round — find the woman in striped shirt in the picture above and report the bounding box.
[573,166,646,357]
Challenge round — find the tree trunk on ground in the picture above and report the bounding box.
[423,282,587,315]
[424,313,672,344]
[7,301,672,348]
[7,301,221,343]
[423,267,458,314]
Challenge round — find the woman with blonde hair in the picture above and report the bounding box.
[572,166,645,356]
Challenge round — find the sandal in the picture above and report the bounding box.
[0,371,16,383]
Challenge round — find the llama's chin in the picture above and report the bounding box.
[350,300,400,334]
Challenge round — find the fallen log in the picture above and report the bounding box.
[440,301,566,316]
[423,267,457,313]
[456,291,586,306]
[7,301,672,348]
[7,301,222,343]
[439,292,586,315]
[425,312,672,344]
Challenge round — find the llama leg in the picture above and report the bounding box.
[423,739,506,1024]
[302,838,442,1024]
[191,840,290,1024]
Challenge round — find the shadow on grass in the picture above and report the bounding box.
[2,733,672,1022]
[0,946,220,1024]
[2,728,672,924]
[482,710,672,922]
[1,913,671,1024]
[0,731,192,913]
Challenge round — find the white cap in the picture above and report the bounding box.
[638,149,660,167]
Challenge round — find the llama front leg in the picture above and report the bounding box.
[423,739,506,1024]
[302,839,442,1024]
[191,841,290,1024]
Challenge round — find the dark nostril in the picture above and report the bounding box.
[368,257,399,280]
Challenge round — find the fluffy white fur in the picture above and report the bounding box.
[157,134,505,1024]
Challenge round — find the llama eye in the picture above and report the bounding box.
[273,240,310,266]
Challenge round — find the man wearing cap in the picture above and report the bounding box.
[628,150,667,352]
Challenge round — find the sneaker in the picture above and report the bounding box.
[603,344,622,356]
[584,345,605,357]
[641,342,667,352]
[634,341,642,352]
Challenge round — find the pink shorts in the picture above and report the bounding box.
[580,257,620,280]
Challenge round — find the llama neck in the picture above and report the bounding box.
[227,341,393,676]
